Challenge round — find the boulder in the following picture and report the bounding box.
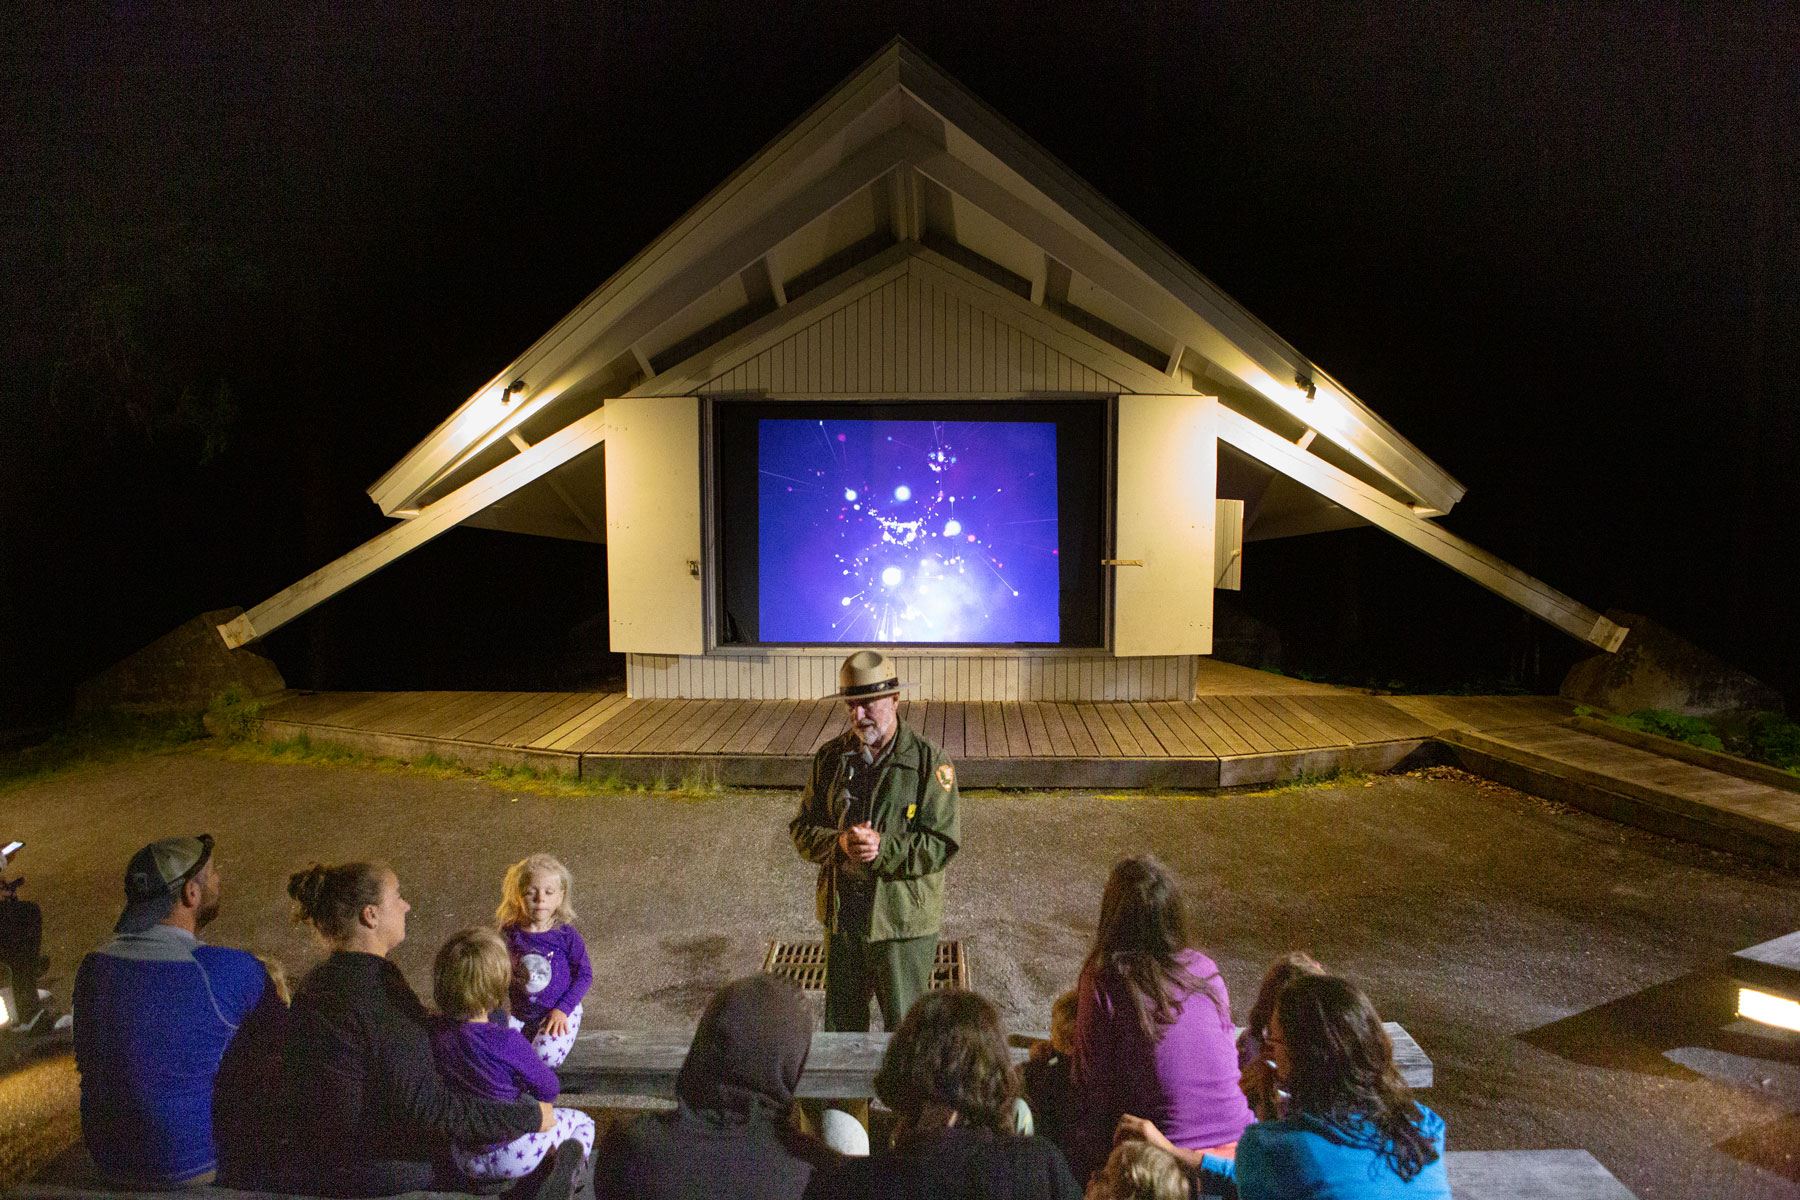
[76,608,286,712]
[1560,611,1783,717]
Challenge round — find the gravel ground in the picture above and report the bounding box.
[2,746,1796,1197]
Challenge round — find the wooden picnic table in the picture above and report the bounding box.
[557,1022,1432,1104]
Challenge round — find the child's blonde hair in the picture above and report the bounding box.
[1091,1139,1189,1200]
[1050,989,1079,1054]
[255,954,293,1006]
[434,926,513,1020]
[495,853,578,928]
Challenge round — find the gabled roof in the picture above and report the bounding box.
[369,37,1465,518]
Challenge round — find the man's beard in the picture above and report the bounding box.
[855,722,884,747]
[195,899,220,930]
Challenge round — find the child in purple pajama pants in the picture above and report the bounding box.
[431,928,595,1183]
[495,853,591,1070]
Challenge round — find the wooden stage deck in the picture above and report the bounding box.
[252,663,1579,789]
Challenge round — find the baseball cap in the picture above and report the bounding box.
[115,834,214,934]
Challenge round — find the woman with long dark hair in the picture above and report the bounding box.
[1118,973,1449,1198]
[1069,857,1252,1182]
[805,989,1079,1199]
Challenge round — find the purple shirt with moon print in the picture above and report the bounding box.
[503,924,592,1032]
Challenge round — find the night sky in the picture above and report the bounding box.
[3,3,1796,724]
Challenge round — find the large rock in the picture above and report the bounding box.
[77,607,286,712]
[1560,611,1783,717]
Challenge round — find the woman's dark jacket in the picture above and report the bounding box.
[282,950,541,1196]
[804,1126,1081,1200]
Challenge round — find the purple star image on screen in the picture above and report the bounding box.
[758,419,1060,643]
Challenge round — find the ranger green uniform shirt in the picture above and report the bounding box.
[789,722,962,943]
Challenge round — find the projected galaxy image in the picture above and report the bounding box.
[758,420,1060,643]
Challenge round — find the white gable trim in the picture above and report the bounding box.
[369,41,1462,519]
[639,244,1185,399]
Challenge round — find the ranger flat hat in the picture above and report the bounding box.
[115,834,213,934]
[825,650,917,702]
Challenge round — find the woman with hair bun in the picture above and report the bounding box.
[1117,974,1450,1199]
[280,862,576,1198]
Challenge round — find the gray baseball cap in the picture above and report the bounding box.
[115,834,213,933]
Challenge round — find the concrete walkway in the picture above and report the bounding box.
[1437,720,1800,869]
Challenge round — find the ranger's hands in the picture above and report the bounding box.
[837,822,881,863]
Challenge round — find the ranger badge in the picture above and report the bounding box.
[936,762,956,789]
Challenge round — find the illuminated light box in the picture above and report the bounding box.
[1738,987,1800,1032]
[758,419,1060,643]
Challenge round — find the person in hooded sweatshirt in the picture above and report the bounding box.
[594,975,840,1199]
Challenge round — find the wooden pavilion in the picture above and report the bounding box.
[217,39,1623,707]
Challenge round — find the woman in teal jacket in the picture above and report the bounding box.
[1118,973,1449,1199]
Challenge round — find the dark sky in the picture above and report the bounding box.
[2,2,1796,719]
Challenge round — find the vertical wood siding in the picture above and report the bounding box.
[700,268,1128,396]
[626,653,1200,700]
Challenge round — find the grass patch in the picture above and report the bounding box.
[1606,708,1725,752]
[1079,769,1373,802]
[1578,706,1800,775]
[1745,711,1800,773]
[209,735,730,798]
[0,709,207,791]
[1236,767,1371,797]
[205,684,263,742]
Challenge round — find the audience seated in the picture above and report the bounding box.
[73,835,283,1190]
[804,989,1080,1200]
[595,974,839,1199]
[53,841,1447,1200]
[1118,974,1450,1199]
[1071,857,1252,1182]
[281,861,576,1199]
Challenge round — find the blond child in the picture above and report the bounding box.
[496,853,590,1069]
[428,927,594,1182]
[1086,1139,1190,1200]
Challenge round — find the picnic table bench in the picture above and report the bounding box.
[555,1021,1432,1105]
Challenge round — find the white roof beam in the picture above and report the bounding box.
[372,123,935,514]
[220,406,616,649]
[1217,407,1625,651]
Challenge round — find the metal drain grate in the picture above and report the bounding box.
[763,939,969,993]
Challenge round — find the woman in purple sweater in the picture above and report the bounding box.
[431,927,595,1183]
[496,854,592,1069]
[1070,856,1252,1183]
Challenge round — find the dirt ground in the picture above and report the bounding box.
[3,746,1797,1198]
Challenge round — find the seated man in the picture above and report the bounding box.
[74,835,278,1188]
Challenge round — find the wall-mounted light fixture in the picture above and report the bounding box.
[1294,374,1317,401]
[502,379,527,404]
[1739,986,1800,1032]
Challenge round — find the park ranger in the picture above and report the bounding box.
[790,650,961,1032]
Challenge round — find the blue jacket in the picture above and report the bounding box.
[74,926,269,1184]
[1200,1104,1450,1200]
